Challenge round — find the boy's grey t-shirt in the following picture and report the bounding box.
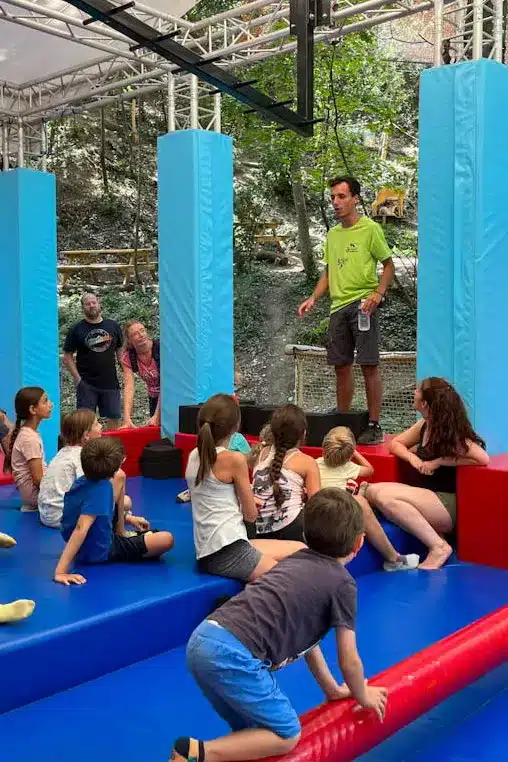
[211,548,357,670]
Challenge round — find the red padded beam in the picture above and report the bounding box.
[254,606,508,762]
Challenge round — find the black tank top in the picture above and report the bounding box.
[414,423,456,495]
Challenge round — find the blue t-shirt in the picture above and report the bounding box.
[61,476,114,563]
[229,432,251,455]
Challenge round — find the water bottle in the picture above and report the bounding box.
[358,300,370,332]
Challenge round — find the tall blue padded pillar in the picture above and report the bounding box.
[418,60,508,454]
[158,130,234,436]
[0,169,60,459]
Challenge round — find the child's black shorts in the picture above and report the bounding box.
[109,532,148,562]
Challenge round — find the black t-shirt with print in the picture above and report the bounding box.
[64,319,123,389]
[212,548,357,670]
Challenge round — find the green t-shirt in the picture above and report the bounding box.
[324,216,392,314]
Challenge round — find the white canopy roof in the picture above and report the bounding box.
[0,0,196,86]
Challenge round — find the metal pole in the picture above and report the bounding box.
[17,119,24,167]
[472,0,484,59]
[493,0,503,61]
[214,92,221,133]
[190,75,199,130]
[1,123,8,170]
[167,73,175,132]
[433,0,444,66]
[41,121,47,171]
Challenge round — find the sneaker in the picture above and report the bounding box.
[176,489,191,503]
[357,422,384,445]
[383,553,420,572]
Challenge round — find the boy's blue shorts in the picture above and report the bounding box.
[186,619,301,739]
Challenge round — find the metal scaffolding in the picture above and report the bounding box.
[0,0,506,165]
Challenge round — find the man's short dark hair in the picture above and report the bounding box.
[303,488,364,558]
[81,437,125,481]
[329,176,361,198]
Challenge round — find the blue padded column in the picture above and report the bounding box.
[158,130,234,436]
[418,60,508,454]
[0,168,60,459]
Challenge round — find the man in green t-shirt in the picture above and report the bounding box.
[298,176,395,445]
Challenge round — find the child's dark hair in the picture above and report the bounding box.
[81,437,124,481]
[61,409,97,447]
[304,488,364,558]
[322,426,356,468]
[269,404,307,508]
[196,394,240,485]
[5,386,45,472]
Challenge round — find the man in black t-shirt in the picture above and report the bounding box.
[63,293,123,429]
[170,489,388,762]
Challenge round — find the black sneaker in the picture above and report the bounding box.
[357,422,384,445]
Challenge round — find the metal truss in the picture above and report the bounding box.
[0,0,506,162]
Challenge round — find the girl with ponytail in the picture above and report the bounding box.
[252,404,320,542]
[186,394,304,583]
[365,377,489,570]
[6,387,53,512]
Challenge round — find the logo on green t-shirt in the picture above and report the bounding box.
[324,216,391,313]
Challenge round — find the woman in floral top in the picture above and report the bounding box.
[120,321,161,428]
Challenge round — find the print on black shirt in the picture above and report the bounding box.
[64,319,123,390]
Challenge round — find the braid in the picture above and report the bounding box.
[270,441,290,508]
[4,417,22,473]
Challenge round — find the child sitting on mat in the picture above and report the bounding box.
[251,405,320,543]
[38,409,146,532]
[186,394,304,583]
[54,437,174,586]
[5,387,53,512]
[170,488,387,762]
[317,427,419,572]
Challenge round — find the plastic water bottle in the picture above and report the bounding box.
[358,300,370,332]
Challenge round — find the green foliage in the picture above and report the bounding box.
[234,269,267,347]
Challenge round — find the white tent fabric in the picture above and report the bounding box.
[0,0,197,86]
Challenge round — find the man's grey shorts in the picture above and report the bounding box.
[326,299,380,367]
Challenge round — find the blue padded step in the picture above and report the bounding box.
[1,562,508,762]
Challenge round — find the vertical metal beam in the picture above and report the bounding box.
[472,0,484,59]
[17,119,24,168]
[167,73,175,132]
[41,121,48,172]
[493,0,503,61]
[190,74,199,130]
[214,92,221,133]
[433,0,444,66]
[290,0,314,122]
[1,123,8,170]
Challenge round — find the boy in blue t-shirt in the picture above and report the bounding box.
[54,437,174,586]
[170,488,387,762]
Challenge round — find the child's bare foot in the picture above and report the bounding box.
[0,532,16,549]
[171,738,205,761]
[419,542,452,570]
[0,599,35,624]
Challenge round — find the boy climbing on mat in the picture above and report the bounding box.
[170,487,387,762]
[54,437,174,586]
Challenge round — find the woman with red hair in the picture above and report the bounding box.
[364,377,489,570]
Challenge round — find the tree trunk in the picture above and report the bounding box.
[132,98,143,287]
[291,172,316,280]
[100,108,109,194]
[254,250,289,265]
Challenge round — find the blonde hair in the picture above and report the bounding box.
[322,426,356,468]
[248,424,274,470]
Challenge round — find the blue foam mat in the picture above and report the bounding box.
[2,561,508,762]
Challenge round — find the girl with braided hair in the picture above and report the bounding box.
[365,377,488,570]
[5,387,53,512]
[186,394,305,583]
[252,404,320,542]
